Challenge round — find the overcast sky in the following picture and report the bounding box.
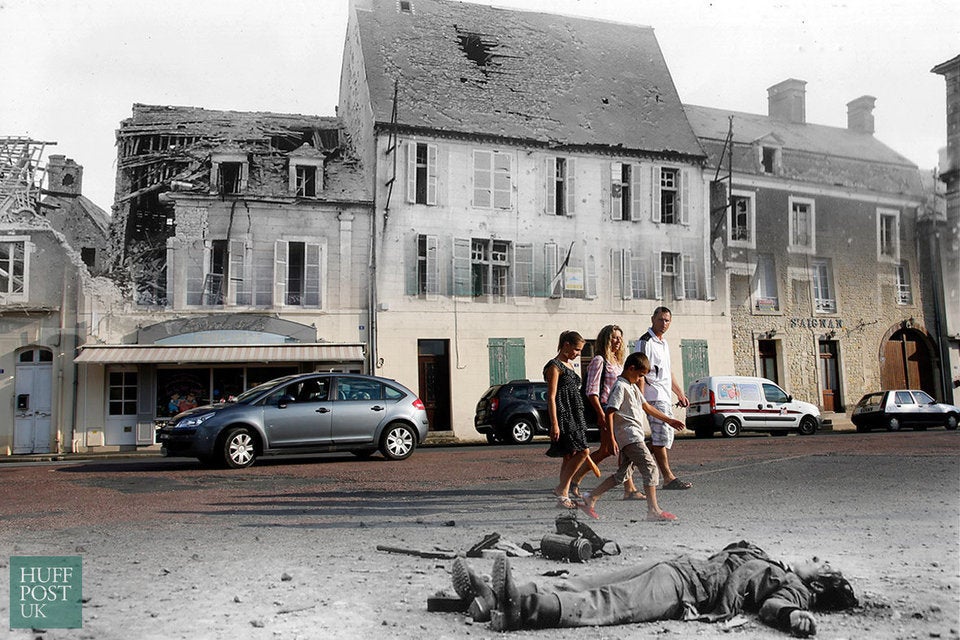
[2,0,957,211]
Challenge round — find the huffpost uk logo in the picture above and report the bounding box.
[10,556,82,629]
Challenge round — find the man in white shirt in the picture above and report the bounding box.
[635,306,691,490]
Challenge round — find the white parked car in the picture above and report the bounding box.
[851,390,959,432]
[685,376,821,438]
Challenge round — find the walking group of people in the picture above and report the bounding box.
[439,306,860,635]
[543,306,692,522]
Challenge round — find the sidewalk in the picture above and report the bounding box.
[1,412,855,464]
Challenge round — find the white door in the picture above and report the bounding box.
[13,349,53,454]
[105,369,138,445]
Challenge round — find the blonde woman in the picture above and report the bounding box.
[571,324,645,500]
[543,330,591,509]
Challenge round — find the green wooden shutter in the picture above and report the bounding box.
[681,339,709,393]
[488,338,526,385]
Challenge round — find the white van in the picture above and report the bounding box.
[685,376,821,438]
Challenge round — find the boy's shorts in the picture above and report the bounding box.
[613,442,660,488]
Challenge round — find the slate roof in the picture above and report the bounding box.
[354,0,704,159]
[684,103,923,196]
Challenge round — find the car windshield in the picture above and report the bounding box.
[856,393,885,408]
[481,386,502,400]
[233,376,298,403]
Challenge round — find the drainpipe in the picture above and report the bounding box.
[369,144,379,374]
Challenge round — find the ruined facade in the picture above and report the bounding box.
[70,105,372,451]
[340,0,734,438]
[0,139,109,454]
[686,80,934,413]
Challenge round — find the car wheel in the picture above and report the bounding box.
[721,417,741,438]
[946,414,958,431]
[352,449,376,458]
[507,418,535,445]
[694,427,713,439]
[886,417,901,432]
[380,422,416,460]
[222,427,257,469]
[485,433,500,445]
[797,417,817,436]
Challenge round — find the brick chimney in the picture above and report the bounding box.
[45,155,83,196]
[767,79,807,124]
[847,95,876,134]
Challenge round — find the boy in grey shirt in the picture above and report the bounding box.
[580,352,685,521]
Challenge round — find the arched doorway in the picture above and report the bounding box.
[881,328,937,394]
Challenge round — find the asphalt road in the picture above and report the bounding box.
[0,429,957,639]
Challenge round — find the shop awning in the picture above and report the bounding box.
[74,343,365,364]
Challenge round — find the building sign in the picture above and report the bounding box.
[789,317,844,329]
[565,267,584,291]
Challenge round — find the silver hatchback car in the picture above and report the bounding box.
[157,373,429,468]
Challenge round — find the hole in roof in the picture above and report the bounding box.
[399,0,412,13]
[457,31,498,69]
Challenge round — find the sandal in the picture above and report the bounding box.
[578,501,600,520]
[646,510,678,522]
[662,478,692,490]
[623,490,646,501]
[555,496,577,509]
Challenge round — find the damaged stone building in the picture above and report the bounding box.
[72,105,372,449]
[0,138,109,454]
[339,0,734,437]
[686,81,935,413]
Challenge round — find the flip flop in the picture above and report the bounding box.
[623,490,647,500]
[646,511,678,522]
[662,478,692,490]
[556,496,577,509]
[578,501,600,520]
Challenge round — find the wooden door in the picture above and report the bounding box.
[819,340,840,412]
[417,340,450,432]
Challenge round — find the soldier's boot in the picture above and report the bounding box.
[489,553,561,631]
[451,557,496,622]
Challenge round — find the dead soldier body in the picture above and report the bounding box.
[449,541,858,636]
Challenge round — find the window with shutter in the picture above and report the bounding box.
[0,238,28,302]
[682,255,697,299]
[229,239,250,306]
[273,240,288,306]
[515,243,534,297]
[417,234,440,297]
[453,237,471,296]
[407,142,438,205]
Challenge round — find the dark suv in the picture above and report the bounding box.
[474,380,550,444]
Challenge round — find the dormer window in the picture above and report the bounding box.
[296,166,317,197]
[288,144,325,198]
[211,152,248,195]
[760,146,780,174]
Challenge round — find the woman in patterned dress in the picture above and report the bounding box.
[571,324,645,501]
[543,330,591,508]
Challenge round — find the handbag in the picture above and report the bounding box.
[581,356,607,425]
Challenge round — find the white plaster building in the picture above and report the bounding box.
[339,0,733,438]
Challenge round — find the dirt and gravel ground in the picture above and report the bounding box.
[0,432,957,639]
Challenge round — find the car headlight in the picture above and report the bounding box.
[175,412,216,428]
